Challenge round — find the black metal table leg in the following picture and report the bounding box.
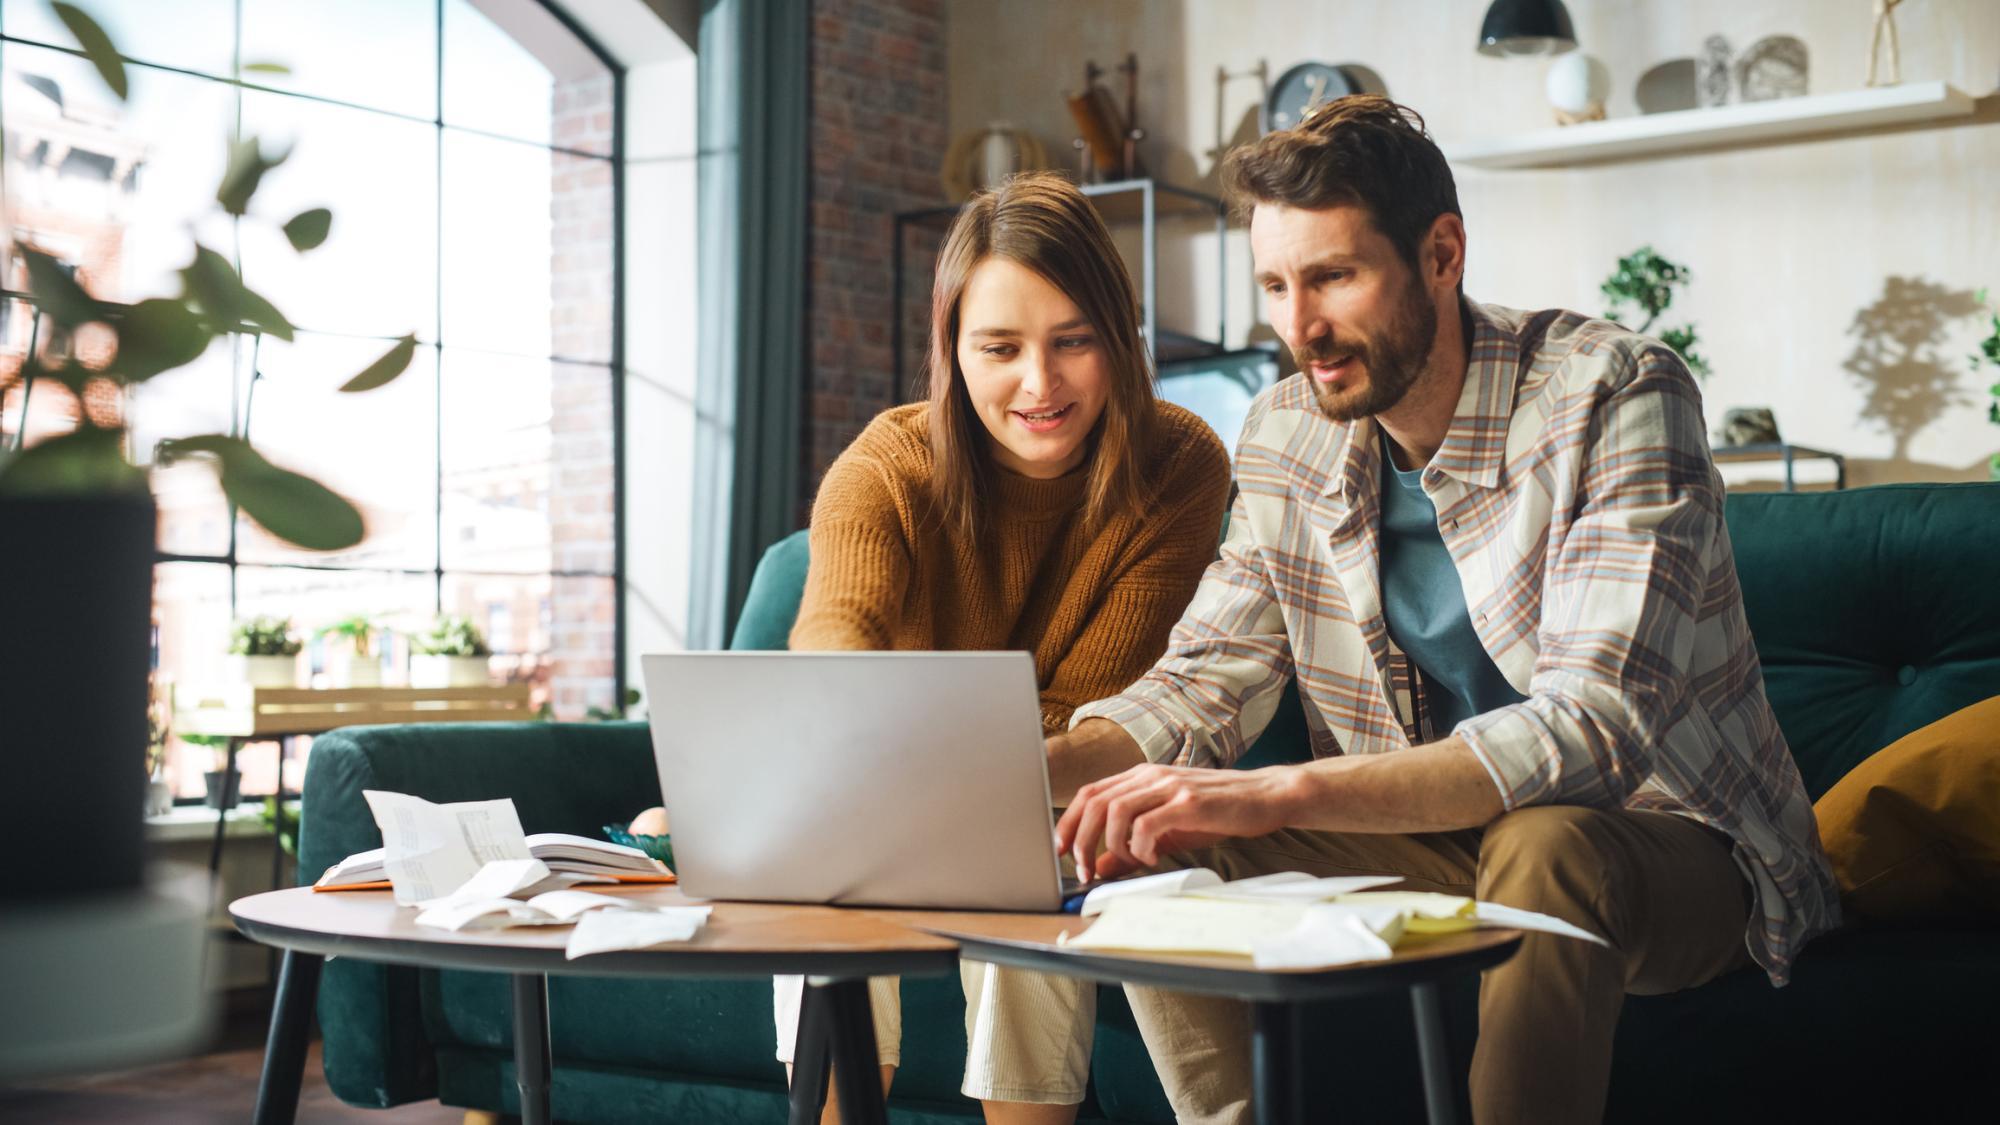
[1410,981,1458,1125]
[251,950,322,1125]
[512,973,552,1125]
[208,737,245,876]
[1251,1000,1302,1125]
[821,977,889,1125]
[788,979,833,1125]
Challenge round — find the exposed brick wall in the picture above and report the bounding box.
[547,73,618,718]
[803,0,949,519]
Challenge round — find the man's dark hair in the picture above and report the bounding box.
[1221,95,1462,280]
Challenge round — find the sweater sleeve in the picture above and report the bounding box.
[1036,419,1232,732]
[789,450,914,652]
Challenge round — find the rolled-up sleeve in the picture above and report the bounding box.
[1073,489,1295,768]
[1454,349,1718,809]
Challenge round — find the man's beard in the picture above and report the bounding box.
[1296,278,1439,422]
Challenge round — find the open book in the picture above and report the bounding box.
[316,790,675,898]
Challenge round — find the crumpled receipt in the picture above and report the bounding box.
[564,906,713,959]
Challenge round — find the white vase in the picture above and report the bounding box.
[409,654,489,688]
[327,650,381,688]
[144,779,173,818]
[228,654,297,688]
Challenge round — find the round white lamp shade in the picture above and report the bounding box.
[1545,52,1610,116]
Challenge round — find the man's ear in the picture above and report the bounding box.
[1423,213,1468,290]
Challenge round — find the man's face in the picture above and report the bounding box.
[1250,203,1440,422]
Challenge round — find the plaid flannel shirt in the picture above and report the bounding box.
[1075,301,1839,985]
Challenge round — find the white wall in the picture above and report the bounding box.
[948,0,2000,485]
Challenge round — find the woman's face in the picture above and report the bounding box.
[954,256,1112,480]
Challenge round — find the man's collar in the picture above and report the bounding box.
[1319,298,1520,503]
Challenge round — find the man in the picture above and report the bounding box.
[1045,96,1839,1125]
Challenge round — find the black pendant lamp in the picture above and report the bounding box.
[1477,0,1578,57]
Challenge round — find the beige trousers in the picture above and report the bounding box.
[1125,806,1754,1125]
[774,965,1097,1103]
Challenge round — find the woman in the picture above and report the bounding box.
[651,171,1230,1124]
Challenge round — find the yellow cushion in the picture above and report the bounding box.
[1812,695,2000,923]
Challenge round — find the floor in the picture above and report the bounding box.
[0,998,467,1125]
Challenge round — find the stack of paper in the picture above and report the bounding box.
[1066,870,1606,969]
[359,790,711,958]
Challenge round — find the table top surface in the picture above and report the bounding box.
[231,887,1522,995]
[890,909,1523,1002]
[229,886,961,980]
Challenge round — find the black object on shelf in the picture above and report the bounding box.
[890,178,1236,405]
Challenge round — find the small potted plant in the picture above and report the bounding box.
[183,733,237,810]
[409,614,491,688]
[1601,245,1712,380]
[228,616,301,687]
[144,680,174,817]
[316,614,381,687]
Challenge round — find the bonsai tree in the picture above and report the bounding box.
[413,615,491,658]
[0,3,417,547]
[1601,246,1712,380]
[229,615,302,657]
[1973,287,2000,479]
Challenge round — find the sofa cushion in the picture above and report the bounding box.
[1813,695,2000,922]
[1723,484,2000,798]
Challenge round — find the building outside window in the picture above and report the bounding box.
[0,0,631,800]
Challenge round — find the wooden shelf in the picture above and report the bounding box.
[1445,81,1977,169]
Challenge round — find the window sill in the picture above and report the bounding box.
[146,805,273,843]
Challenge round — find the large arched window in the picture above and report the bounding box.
[0,1,645,800]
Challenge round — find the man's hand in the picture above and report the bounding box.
[1055,763,1302,881]
[1045,717,1147,806]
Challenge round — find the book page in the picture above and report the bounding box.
[363,791,531,904]
[1067,897,1310,956]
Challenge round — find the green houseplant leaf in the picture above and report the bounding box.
[0,425,145,496]
[341,334,417,392]
[111,298,211,381]
[52,2,126,100]
[160,435,364,550]
[22,246,101,327]
[216,136,290,217]
[237,283,294,342]
[282,207,332,251]
[180,244,243,329]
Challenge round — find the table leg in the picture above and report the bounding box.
[821,977,889,1125]
[251,950,322,1125]
[208,737,245,876]
[1250,1000,1302,1125]
[511,973,552,1125]
[788,980,833,1125]
[1410,981,1459,1125]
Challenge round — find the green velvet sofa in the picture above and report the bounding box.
[297,483,1999,1122]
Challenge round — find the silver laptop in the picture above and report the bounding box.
[640,651,1065,911]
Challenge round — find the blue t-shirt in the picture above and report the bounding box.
[1376,436,1527,736]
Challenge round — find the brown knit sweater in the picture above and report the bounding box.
[792,401,1231,734]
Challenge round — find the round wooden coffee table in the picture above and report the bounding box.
[898,910,1522,1125]
[231,885,959,1125]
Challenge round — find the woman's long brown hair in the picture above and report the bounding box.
[926,172,1159,542]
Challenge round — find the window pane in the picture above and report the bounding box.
[438,572,614,719]
[443,0,610,155]
[441,349,551,571]
[4,0,235,78]
[236,564,437,683]
[439,130,549,357]
[240,0,437,120]
[236,332,438,570]
[3,43,237,304]
[129,336,239,556]
[154,561,233,800]
[239,91,438,341]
